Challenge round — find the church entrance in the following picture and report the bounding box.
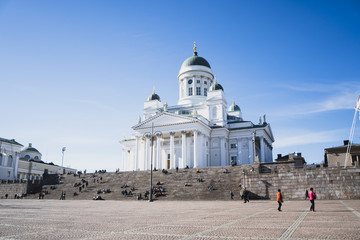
[167,154,170,169]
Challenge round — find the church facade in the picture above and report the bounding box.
[120,44,274,171]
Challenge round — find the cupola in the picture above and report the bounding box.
[147,88,161,102]
[209,77,224,91]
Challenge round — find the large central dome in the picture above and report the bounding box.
[180,52,211,69]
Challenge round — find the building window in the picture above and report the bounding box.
[231,143,237,149]
[0,154,3,165]
[180,110,190,115]
[188,79,193,84]
[197,80,200,83]
[196,87,201,95]
[204,81,207,85]
[24,155,30,159]
[7,171,10,178]
[7,155,13,167]
[188,87,193,96]
[204,88,207,96]
[34,156,39,159]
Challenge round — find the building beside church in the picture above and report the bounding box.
[17,143,76,181]
[0,138,76,181]
[120,44,275,171]
[0,137,23,180]
[325,140,360,167]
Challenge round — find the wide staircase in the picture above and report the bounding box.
[28,166,248,201]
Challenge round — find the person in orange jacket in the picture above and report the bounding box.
[277,189,284,211]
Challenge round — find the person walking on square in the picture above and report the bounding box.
[277,189,283,211]
[309,188,316,212]
[305,189,309,200]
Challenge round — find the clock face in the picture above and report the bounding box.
[188,79,193,84]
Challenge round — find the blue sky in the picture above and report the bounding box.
[1,0,359,172]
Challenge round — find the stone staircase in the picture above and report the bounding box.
[26,166,246,201]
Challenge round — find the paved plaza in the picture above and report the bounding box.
[0,199,359,239]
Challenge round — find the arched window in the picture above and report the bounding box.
[34,156,39,159]
[24,155,30,159]
[7,155,13,167]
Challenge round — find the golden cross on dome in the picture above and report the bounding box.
[153,86,155,94]
[193,41,197,52]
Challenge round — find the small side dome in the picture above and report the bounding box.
[147,89,161,101]
[209,78,224,91]
[229,99,241,112]
[22,143,41,154]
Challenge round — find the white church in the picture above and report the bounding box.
[120,43,274,171]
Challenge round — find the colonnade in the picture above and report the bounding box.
[130,130,209,171]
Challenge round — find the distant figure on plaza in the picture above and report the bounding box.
[305,189,309,200]
[60,191,66,200]
[230,191,234,200]
[309,188,316,212]
[277,189,283,211]
[5,193,8,199]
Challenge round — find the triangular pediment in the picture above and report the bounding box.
[133,112,198,130]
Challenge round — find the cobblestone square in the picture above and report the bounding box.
[0,200,359,239]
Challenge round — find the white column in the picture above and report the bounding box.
[146,136,150,170]
[182,131,186,168]
[156,134,161,170]
[220,137,226,166]
[199,133,204,167]
[194,130,198,168]
[248,137,253,164]
[121,149,126,171]
[260,137,265,163]
[170,132,175,169]
[135,136,139,171]
[14,152,19,180]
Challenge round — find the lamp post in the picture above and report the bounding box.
[61,147,66,168]
[143,123,162,202]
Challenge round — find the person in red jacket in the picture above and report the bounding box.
[277,189,283,211]
[309,187,316,212]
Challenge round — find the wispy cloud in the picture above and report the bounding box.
[271,81,360,117]
[274,129,346,148]
[279,81,359,93]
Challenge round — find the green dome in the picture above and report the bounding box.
[229,102,241,112]
[209,79,224,91]
[147,90,161,101]
[181,52,211,69]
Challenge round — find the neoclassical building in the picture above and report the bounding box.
[0,137,23,180]
[120,44,275,171]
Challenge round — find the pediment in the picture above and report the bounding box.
[133,112,198,130]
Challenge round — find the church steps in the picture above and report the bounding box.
[20,164,360,200]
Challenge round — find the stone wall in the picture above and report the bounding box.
[0,182,27,199]
[245,162,360,200]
